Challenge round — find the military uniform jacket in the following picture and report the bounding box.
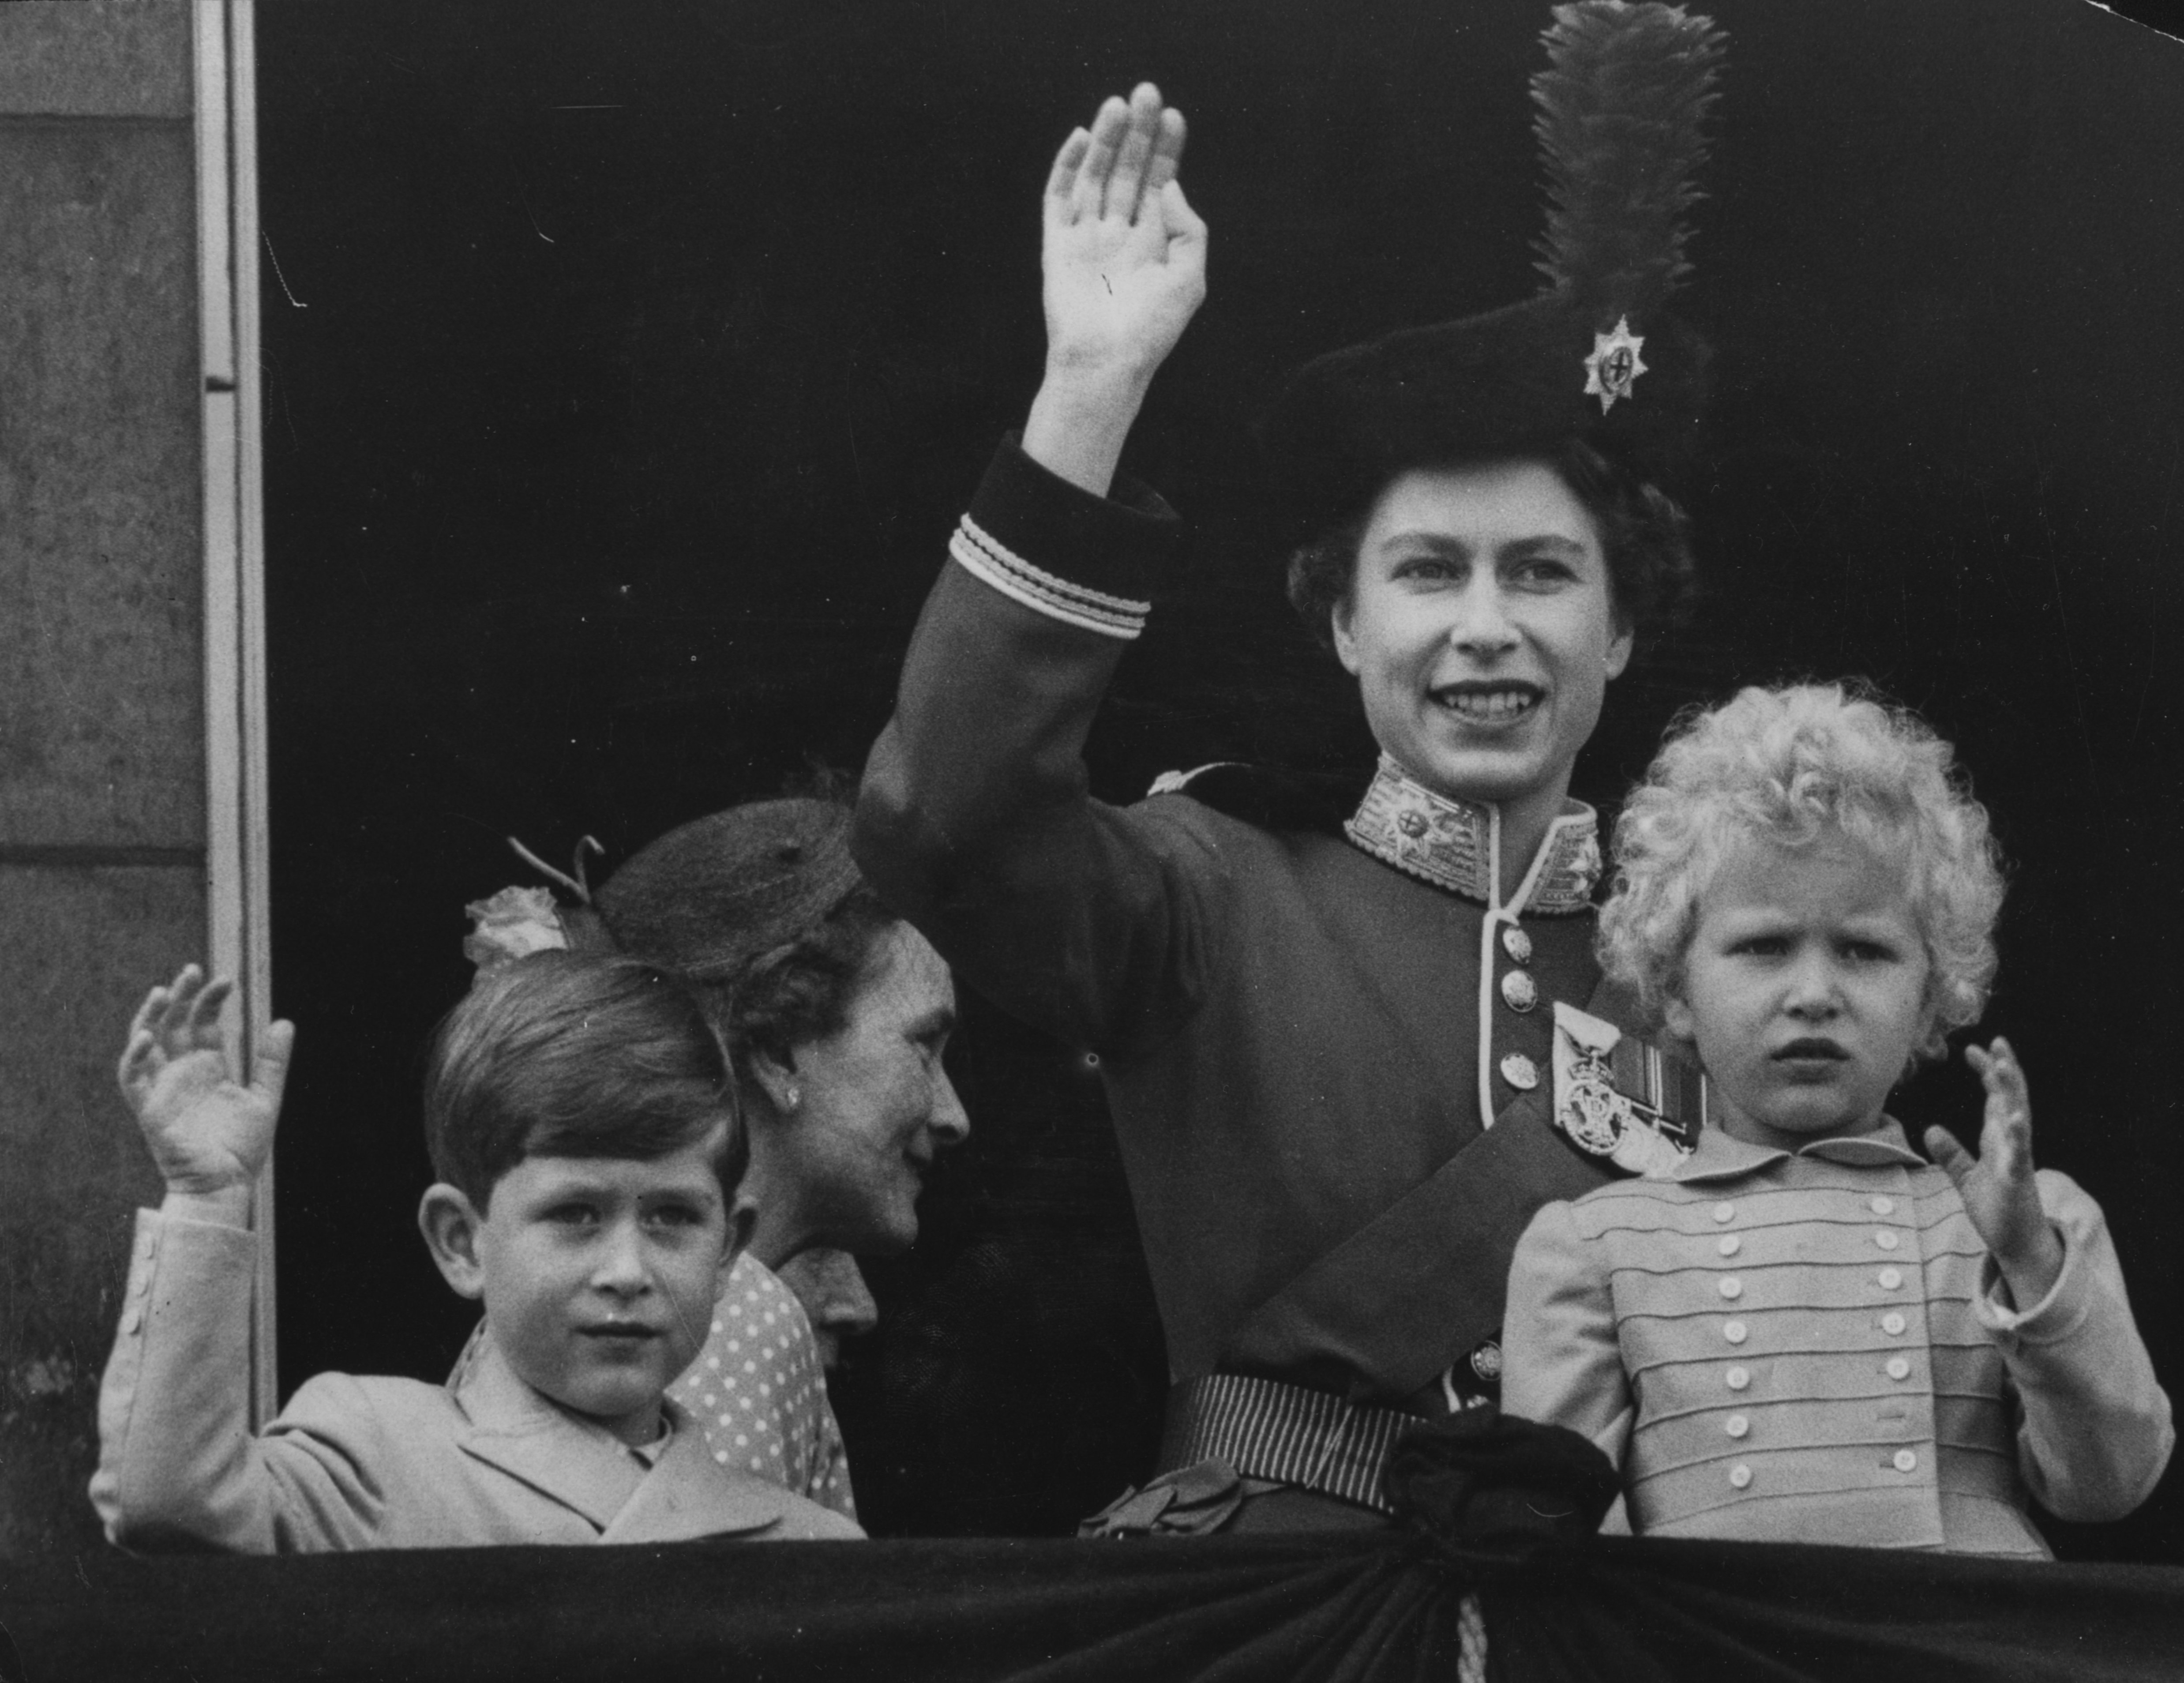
[858,440,1666,1411]
[91,1207,865,1552]
[1501,1121,2173,1555]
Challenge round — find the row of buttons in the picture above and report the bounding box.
[1711,1223,1903,1253]
[123,1228,157,1335]
[1712,1196,1899,1222]
[1723,1449,1921,1491]
[1498,926,1540,1089]
[1710,1193,1924,1493]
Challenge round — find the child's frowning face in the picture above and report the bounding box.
[455,1132,736,1445]
[1664,835,1933,1153]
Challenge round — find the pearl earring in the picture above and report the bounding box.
[784,1083,801,1111]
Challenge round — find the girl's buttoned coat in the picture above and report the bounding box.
[1502,1121,2172,1555]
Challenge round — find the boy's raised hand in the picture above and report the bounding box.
[118,965,295,1204]
[1022,83,1206,496]
[1925,1037,2064,1309]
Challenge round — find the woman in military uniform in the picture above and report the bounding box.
[856,7,1725,1531]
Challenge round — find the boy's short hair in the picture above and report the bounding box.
[1599,683,2006,1059]
[423,950,742,1210]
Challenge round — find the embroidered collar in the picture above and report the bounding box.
[1668,1117,1927,1184]
[1344,755,1602,914]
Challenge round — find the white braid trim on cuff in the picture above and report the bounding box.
[949,515,1149,641]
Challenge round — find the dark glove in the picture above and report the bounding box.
[1385,1405,1620,1552]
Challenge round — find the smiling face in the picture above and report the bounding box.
[433,1132,738,1446]
[1332,461,1632,837]
[1664,835,1935,1153]
[772,923,967,1256]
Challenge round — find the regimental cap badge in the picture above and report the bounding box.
[1583,316,1648,413]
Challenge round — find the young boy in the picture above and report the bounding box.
[1501,684,2172,1556]
[91,953,863,1550]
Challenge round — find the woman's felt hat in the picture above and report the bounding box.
[593,799,864,983]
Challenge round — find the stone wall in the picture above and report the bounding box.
[0,0,203,1557]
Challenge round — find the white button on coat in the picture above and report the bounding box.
[1713,1203,1734,1223]
[1717,1235,1741,1257]
[1870,1197,1895,1216]
[1878,1267,1903,1290]
[1724,1321,1748,1345]
[1875,1231,1899,1251]
[1893,1450,1918,1473]
[1726,1415,1750,1439]
[1726,1366,1750,1390]
[1886,1357,1911,1381]
[1882,1312,1907,1336]
[1719,1278,1742,1300]
[1730,1463,1753,1489]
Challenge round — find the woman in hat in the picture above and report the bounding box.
[857,9,1725,1532]
[464,796,967,1521]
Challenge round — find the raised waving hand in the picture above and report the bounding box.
[1024,83,1207,496]
[118,964,295,1217]
[1925,1037,2064,1311]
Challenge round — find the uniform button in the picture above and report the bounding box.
[1874,1230,1899,1251]
[1713,1202,1735,1223]
[1717,1235,1741,1257]
[1726,1366,1750,1390]
[1878,1267,1903,1290]
[1870,1196,1895,1216]
[1725,1414,1750,1439]
[1500,969,1539,1013]
[1893,1450,1918,1473]
[1886,1357,1911,1381]
[1882,1312,1907,1336]
[1499,1052,1539,1091]
[1719,1277,1742,1300]
[1724,1320,1748,1345]
[1501,926,1533,965]
[1729,1463,1753,1489]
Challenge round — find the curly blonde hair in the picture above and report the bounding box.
[1598,683,2005,1059]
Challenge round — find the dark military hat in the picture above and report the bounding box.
[593,798,863,984]
[1260,1,1726,532]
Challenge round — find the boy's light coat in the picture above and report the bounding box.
[92,1209,862,1550]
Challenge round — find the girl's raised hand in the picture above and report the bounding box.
[117,964,295,1200]
[1925,1037,2064,1309]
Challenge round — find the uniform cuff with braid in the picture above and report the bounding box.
[950,435,1181,640]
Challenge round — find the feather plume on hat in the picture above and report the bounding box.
[1260,2,1727,532]
[1533,1,1727,323]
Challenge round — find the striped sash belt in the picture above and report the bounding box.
[1159,1374,1427,1516]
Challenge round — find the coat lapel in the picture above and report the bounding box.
[452,1336,654,1531]
[601,1413,789,1544]
[452,1333,788,1541]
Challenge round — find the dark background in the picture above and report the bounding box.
[257,0,2183,1557]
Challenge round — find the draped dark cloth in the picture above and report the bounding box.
[4,1534,2179,1682]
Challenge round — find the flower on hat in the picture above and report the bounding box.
[462,885,570,973]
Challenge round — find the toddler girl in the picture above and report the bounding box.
[1501,684,2171,1555]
